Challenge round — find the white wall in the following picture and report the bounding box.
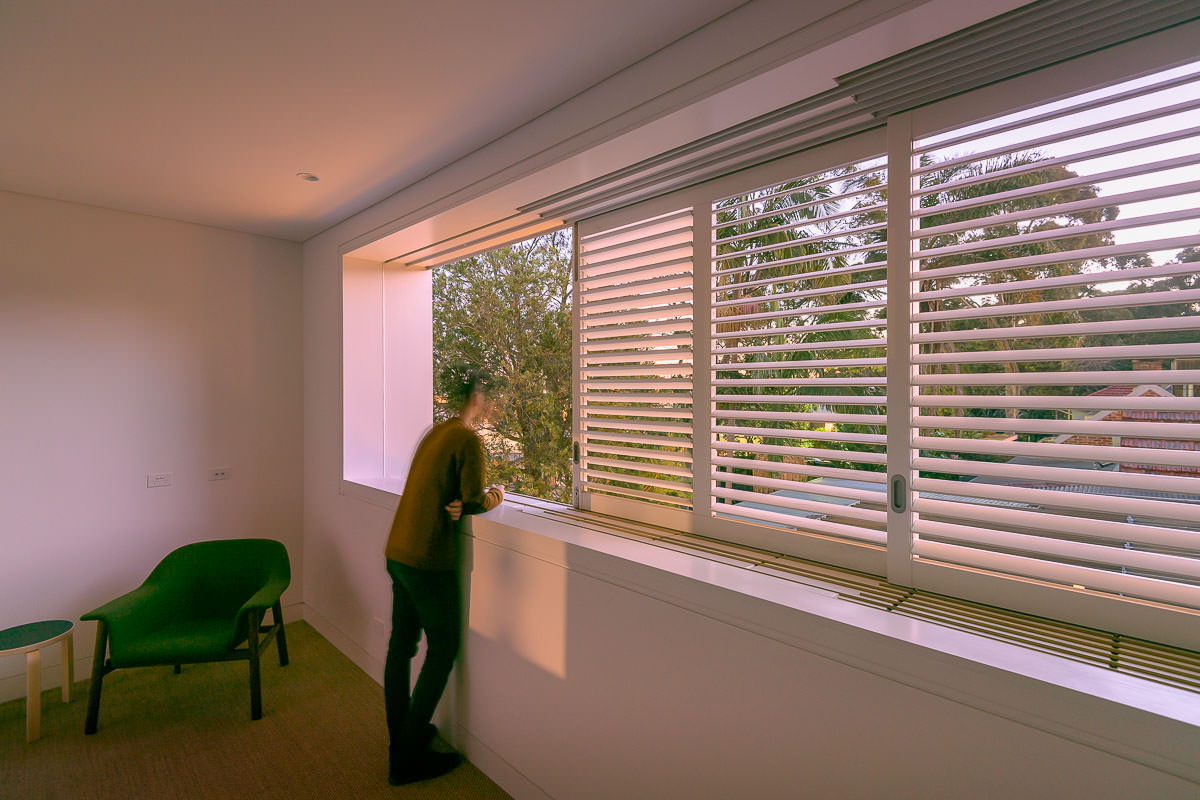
[0,191,304,702]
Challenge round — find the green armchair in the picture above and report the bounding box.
[81,538,291,734]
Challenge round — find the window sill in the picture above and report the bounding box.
[341,476,404,508]
[343,477,1200,783]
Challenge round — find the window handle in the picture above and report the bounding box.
[889,474,907,514]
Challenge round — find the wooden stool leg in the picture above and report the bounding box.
[248,612,262,720]
[26,649,41,742]
[85,623,108,735]
[62,633,74,703]
[273,602,289,667]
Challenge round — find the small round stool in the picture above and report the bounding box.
[0,620,74,742]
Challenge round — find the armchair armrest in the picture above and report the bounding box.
[81,584,174,648]
[237,576,289,618]
[81,584,162,627]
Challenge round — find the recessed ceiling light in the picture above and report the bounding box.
[297,172,319,182]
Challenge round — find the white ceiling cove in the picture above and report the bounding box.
[0,0,748,241]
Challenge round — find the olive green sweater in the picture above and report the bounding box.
[385,418,501,570]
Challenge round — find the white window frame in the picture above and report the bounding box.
[571,27,1200,650]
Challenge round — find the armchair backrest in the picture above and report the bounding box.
[146,539,291,623]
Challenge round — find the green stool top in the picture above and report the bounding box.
[0,620,73,654]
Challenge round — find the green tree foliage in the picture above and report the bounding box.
[432,230,573,503]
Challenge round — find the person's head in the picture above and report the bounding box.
[445,368,494,426]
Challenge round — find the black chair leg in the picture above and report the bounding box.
[248,611,262,720]
[173,664,181,674]
[85,622,108,734]
[273,601,289,667]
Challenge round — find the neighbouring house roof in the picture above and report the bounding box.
[1086,384,1174,398]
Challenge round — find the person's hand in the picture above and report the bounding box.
[445,499,463,521]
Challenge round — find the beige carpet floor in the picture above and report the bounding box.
[0,621,512,800]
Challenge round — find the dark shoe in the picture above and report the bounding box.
[389,749,461,785]
[419,722,438,748]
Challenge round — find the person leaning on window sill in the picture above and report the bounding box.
[381,369,504,785]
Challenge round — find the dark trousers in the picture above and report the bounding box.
[384,559,462,764]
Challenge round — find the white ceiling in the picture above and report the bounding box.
[0,0,750,242]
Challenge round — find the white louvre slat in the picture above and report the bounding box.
[914,394,1197,412]
[581,271,691,302]
[712,486,886,524]
[584,459,694,479]
[586,444,694,463]
[913,540,1200,610]
[715,394,886,406]
[911,455,1200,495]
[712,318,885,339]
[578,243,691,278]
[583,405,694,418]
[714,410,887,425]
[914,316,1200,344]
[917,117,1200,201]
[583,320,693,340]
[912,499,1200,552]
[582,430,693,449]
[581,334,694,352]
[721,201,887,238]
[581,482,693,507]
[715,298,888,325]
[580,391,692,404]
[713,278,887,309]
[915,237,1200,284]
[913,522,1200,583]
[714,238,885,269]
[713,442,887,466]
[716,258,890,293]
[912,369,1200,387]
[911,68,1200,155]
[714,338,887,355]
[912,435,1200,470]
[714,424,886,445]
[916,179,1200,240]
[916,414,1200,441]
[912,153,1200,226]
[711,454,885,481]
[716,471,888,504]
[582,468,691,493]
[712,377,885,387]
[578,256,692,290]
[583,418,691,434]
[914,475,1200,526]
[913,260,1200,302]
[917,342,1200,365]
[581,348,695,365]
[581,365,693,379]
[712,501,887,544]
[581,287,693,314]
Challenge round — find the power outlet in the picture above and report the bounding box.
[147,472,171,488]
[208,468,232,481]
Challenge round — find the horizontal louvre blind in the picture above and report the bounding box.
[711,156,889,545]
[578,209,694,509]
[910,60,1200,609]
